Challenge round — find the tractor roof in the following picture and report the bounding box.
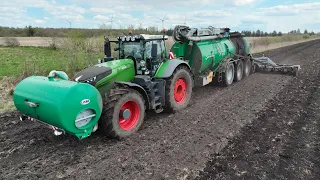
[139,34,168,40]
[117,34,168,42]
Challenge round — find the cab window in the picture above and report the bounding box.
[145,40,163,59]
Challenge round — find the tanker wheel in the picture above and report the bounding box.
[243,58,251,77]
[234,60,243,82]
[221,62,235,87]
[164,65,193,113]
[99,85,145,139]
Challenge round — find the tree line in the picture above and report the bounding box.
[0,25,163,38]
[0,25,318,38]
[240,29,316,37]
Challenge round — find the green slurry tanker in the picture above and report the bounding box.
[13,26,301,139]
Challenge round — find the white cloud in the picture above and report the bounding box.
[259,2,320,16]
[224,0,256,6]
[191,10,232,18]
[73,0,215,9]
[57,15,84,22]
[89,8,115,14]
[35,19,46,24]
[93,15,109,20]
[0,0,319,32]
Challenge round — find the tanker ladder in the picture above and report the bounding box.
[251,55,301,76]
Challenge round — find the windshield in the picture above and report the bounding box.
[121,42,143,59]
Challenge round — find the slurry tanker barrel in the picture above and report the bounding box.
[13,76,103,138]
[171,25,252,75]
[171,38,236,74]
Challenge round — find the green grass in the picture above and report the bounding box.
[0,46,101,78]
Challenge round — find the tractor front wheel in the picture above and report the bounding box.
[99,85,145,139]
[164,66,193,113]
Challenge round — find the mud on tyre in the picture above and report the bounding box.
[164,65,193,113]
[99,84,145,139]
[221,62,235,87]
[234,60,243,82]
[243,58,252,77]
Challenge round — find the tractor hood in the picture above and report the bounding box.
[73,66,112,86]
[73,59,133,86]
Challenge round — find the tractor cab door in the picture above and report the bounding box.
[145,40,165,74]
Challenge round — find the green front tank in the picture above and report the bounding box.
[13,76,103,139]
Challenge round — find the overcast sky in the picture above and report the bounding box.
[1,0,320,33]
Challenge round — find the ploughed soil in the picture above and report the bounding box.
[1,39,320,180]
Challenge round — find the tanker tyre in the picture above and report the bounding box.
[234,60,243,82]
[99,85,145,139]
[221,62,235,87]
[164,65,193,113]
[243,58,251,77]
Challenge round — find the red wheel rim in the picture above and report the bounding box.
[174,78,187,104]
[118,100,140,131]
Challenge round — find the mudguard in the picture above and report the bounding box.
[154,59,191,78]
[114,81,151,109]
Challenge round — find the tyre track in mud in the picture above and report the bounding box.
[0,39,319,180]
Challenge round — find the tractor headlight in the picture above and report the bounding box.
[84,76,96,83]
[75,109,96,128]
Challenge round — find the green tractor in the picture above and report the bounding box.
[14,31,194,139]
[13,26,300,139]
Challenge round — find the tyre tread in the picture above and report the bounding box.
[99,84,145,139]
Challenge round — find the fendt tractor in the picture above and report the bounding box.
[13,25,301,139]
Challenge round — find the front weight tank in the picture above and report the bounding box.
[13,76,103,139]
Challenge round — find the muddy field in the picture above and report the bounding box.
[1,39,320,180]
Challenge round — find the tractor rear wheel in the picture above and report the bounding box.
[243,58,251,77]
[234,60,243,82]
[221,62,235,86]
[99,85,145,139]
[164,65,193,113]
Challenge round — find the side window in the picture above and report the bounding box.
[155,40,162,58]
[145,42,152,58]
[160,40,166,57]
[145,40,162,59]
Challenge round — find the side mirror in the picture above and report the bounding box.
[104,39,111,57]
[151,44,158,58]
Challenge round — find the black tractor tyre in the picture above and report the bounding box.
[164,65,193,113]
[99,84,145,139]
[243,58,252,77]
[221,62,235,87]
[234,60,244,82]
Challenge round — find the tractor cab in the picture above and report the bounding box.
[103,33,168,76]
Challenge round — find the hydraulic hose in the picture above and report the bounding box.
[174,25,223,42]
